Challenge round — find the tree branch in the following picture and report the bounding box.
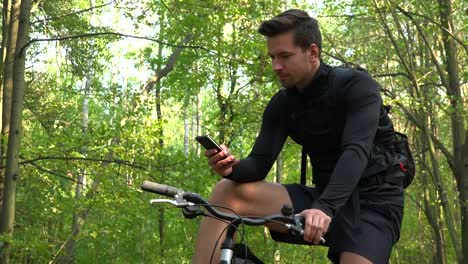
[21,31,253,65]
[31,0,116,25]
[393,4,468,55]
[27,162,87,185]
[393,5,450,89]
[372,0,414,81]
[19,156,144,169]
[22,32,206,53]
[373,72,412,80]
[6,155,187,171]
[143,33,194,95]
[322,50,363,69]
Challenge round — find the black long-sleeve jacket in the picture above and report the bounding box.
[226,62,399,219]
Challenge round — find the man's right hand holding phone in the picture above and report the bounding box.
[205,145,240,177]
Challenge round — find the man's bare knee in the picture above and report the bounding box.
[211,179,236,202]
[340,252,373,264]
[210,179,272,213]
[213,180,290,213]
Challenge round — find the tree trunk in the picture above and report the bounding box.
[420,134,446,264]
[193,95,200,154]
[0,0,17,211]
[155,23,166,258]
[424,115,459,262]
[0,0,32,262]
[131,20,193,260]
[60,74,91,263]
[184,109,189,157]
[155,81,165,258]
[273,151,283,263]
[462,130,468,264]
[0,0,12,207]
[376,1,465,261]
[1,0,11,65]
[275,151,283,184]
[437,0,465,262]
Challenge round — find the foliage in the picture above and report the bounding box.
[0,0,466,263]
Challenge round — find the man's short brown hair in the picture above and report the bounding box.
[258,9,322,55]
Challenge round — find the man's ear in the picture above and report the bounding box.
[309,44,320,62]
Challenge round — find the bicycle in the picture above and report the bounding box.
[141,180,325,264]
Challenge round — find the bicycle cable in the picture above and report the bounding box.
[201,204,247,264]
[205,208,298,264]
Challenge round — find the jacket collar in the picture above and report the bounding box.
[286,60,331,98]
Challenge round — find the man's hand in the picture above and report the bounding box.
[205,145,240,177]
[298,208,331,244]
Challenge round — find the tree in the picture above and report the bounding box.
[0,0,32,263]
[320,0,466,262]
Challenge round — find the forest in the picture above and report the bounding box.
[0,0,466,263]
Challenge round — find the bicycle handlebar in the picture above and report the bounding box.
[141,180,299,225]
[141,181,183,197]
[140,180,324,243]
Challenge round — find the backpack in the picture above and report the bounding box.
[300,66,415,189]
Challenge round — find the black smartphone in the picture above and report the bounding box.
[195,135,222,152]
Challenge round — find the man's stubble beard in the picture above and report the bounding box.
[279,78,295,89]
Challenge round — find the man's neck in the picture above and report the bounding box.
[296,60,321,92]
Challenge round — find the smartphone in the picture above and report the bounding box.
[195,135,222,152]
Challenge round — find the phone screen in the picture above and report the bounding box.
[195,135,222,152]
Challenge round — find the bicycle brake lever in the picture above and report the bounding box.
[149,199,194,208]
[289,215,326,244]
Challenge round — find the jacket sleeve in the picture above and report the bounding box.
[227,92,288,183]
[311,71,381,218]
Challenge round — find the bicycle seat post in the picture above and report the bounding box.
[219,218,242,264]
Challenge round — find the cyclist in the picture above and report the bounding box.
[193,9,404,264]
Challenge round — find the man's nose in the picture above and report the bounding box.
[272,59,283,72]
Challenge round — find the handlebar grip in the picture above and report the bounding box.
[141,181,183,197]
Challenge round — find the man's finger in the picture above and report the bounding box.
[313,218,324,245]
[303,214,313,242]
[217,156,236,169]
[204,149,217,157]
[207,151,228,165]
[323,217,331,234]
[310,215,320,244]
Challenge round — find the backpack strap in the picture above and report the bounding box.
[328,67,352,110]
[300,148,307,185]
[299,67,348,186]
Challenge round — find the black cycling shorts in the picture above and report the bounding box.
[270,183,404,264]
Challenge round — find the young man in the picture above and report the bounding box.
[193,9,404,264]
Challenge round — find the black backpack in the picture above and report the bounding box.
[300,66,415,188]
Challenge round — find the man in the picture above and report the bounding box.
[193,9,404,264]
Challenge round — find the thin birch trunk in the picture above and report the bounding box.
[155,18,165,258]
[437,0,466,261]
[60,73,91,264]
[0,1,32,262]
[184,109,189,157]
[273,152,283,263]
[0,0,17,211]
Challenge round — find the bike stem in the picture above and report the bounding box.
[219,218,243,264]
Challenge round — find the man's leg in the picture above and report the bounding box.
[340,252,373,264]
[192,179,292,264]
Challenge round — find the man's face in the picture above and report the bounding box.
[266,31,317,90]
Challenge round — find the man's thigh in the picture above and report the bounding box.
[212,179,293,230]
